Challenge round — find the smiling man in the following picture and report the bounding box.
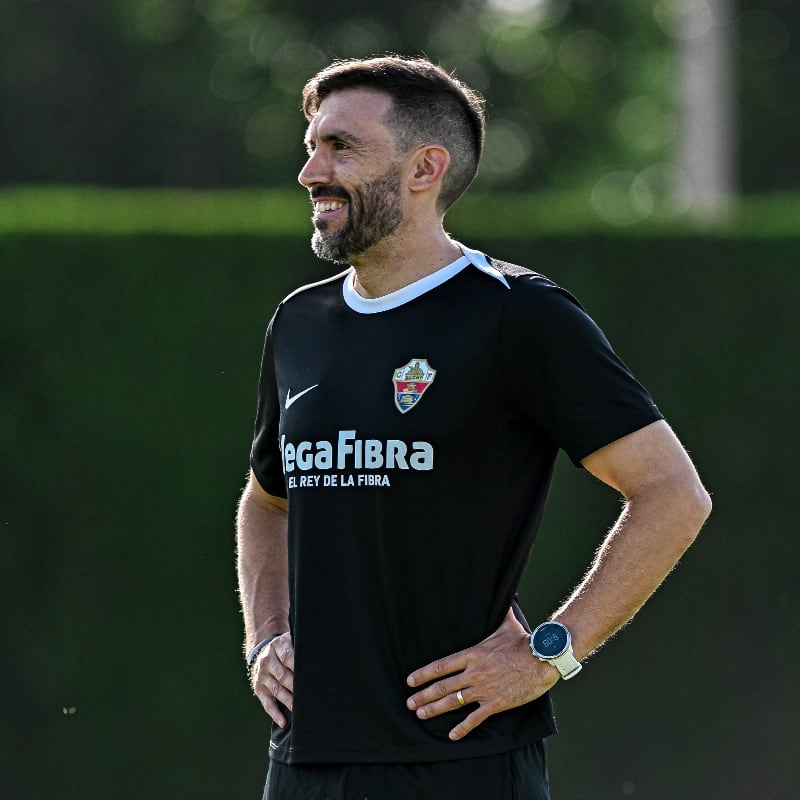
[236,56,711,800]
[302,91,405,265]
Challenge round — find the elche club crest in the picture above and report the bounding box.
[393,358,436,414]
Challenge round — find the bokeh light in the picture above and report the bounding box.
[1,0,797,195]
[591,163,695,225]
[615,95,677,152]
[480,118,535,180]
[488,26,554,77]
[485,0,569,27]
[245,106,303,159]
[558,29,617,82]
[269,41,328,95]
[328,19,391,58]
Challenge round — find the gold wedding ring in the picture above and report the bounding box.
[456,689,465,706]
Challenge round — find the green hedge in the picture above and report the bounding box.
[2,186,799,237]
[2,190,797,800]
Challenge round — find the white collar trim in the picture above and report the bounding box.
[342,242,509,314]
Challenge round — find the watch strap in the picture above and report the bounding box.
[550,649,582,680]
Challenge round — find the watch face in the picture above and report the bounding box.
[532,622,569,659]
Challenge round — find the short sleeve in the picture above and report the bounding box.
[249,311,288,497]
[501,274,663,465]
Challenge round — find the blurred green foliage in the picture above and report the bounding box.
[1,185,798,237]
[1,0,798,195]
[2,189,798,799]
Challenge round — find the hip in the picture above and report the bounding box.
[262,739,550,800]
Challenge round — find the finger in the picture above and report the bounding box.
[264,671,294,709]
[406,676,464,712]
[411,687,473,720]
[281,639,295,671]
[258,691,287,729]
[259,639,295,693]
[407,651,468,689]
[253,653,294,709]
[254,667,294,727]
[273,634,295,671]
[448,705,492,741]
[269,651,295,693]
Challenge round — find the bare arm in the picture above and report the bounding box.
[236,470,294,727]
[406,420,712,740]
[554,419,712,660]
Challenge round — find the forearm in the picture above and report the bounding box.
[236,475,290,652]
[404,478,710,742]
[405,423,711,741]
[554,473,711,662]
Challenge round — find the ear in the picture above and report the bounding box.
[406,145,451,195]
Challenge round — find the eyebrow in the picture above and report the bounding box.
[304,129,368,150]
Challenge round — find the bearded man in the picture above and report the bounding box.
[236,55,711,800]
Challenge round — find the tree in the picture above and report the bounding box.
[1,0,798,201]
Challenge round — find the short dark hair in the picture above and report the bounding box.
[302,55,486,212]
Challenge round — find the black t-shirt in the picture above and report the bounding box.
[250,248,662,764]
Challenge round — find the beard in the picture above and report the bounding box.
[310,165,404,264]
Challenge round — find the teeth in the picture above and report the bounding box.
[314,200,346,212]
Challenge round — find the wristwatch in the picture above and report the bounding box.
[530,621,582,680]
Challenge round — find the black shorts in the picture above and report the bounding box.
[262,740,550,800]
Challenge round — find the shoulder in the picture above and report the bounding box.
[268,269,349,332]
[280,268,350,307]
[485,256,587,320]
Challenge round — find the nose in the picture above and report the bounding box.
[298,148,330,188]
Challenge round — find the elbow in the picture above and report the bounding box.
[682,476,712,543]
[698,484,713,522]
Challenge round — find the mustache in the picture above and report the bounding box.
[310,186,350,202]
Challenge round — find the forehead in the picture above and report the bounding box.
[305,88,396,145]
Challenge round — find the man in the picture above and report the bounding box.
[236,56,711,799]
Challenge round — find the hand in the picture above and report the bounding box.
[251,632,294,729]
[405,608,559,741]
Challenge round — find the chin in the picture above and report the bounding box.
[311,233,349,264]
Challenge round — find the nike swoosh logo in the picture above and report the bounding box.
[285,384,319,409]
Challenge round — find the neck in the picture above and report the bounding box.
[350,224,462,299]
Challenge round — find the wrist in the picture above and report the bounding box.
[529,621,582,680]
[246,634,282,672]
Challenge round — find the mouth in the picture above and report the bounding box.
[312,197,349,227]
[314,199,347,214]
